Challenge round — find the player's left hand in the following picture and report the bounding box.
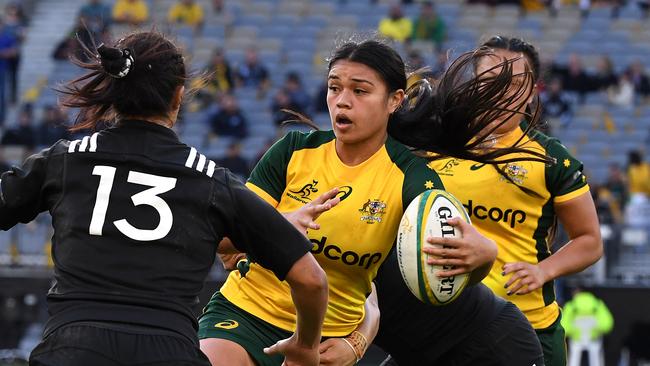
[502,262,549,295]
[423,217,498,277]
[217,252,247,271]
[283,187,341,234]
[318,338,357,366]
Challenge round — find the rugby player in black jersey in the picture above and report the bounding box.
[0,31,328,366]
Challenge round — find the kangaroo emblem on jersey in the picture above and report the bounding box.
[502,163,528,185]
[359,199,387,224]
[438,158,460,176]
[289,180,319,199]
[286,180,319,203]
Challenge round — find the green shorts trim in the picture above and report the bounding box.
[198,292,293,366]
[535,312,567,366]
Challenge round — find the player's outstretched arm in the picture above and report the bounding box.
[265,253,328,366]
[503,192,602,295]
[282,187,341,233]
[318,283,378,366]
[423,217,497,283]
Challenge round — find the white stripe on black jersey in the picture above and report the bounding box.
[196,154,206,173]
[185,147,197,168]
[68,140,80,153]
[89,132,99,152]
[78,136,90,152]
[206,160,216,178]
[68,132,100,153]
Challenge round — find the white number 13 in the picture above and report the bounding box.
[89,165,177,241]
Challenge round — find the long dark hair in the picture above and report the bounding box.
[58,31,187,131]
[388,45,552,164]
[325,38,553,165]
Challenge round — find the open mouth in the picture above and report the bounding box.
[335,114,352,126]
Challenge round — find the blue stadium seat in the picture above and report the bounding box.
[274,14,301,26]
[301,14,330,28]
[237,14,271,28]
[202,24,226,39]
[265,25,293,39]
[0,229,13,265]
[15,218,51,266]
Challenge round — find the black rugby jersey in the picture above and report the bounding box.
[374,250,505,364]
[0,120,311,343]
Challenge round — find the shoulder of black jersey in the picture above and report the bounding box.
[182,145,221,178]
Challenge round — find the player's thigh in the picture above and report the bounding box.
[198,292,292,366]
[200,338,256,366]
[535,313,567,366]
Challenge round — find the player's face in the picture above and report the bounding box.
[327,60,403,150]
[476,49,534,135]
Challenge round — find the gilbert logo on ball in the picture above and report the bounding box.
[396,189,471,305]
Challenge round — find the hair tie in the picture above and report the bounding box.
[97,43,135,79]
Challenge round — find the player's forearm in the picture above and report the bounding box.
[356,283,380,343]
[287,254,328,348]
[540,233,603,281]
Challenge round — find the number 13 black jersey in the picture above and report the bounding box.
[0,120,311,344]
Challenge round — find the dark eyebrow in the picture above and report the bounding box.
[326,75,374,86]
[351,78,374,86]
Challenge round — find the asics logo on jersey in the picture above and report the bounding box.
[463,200,526,228]
[310,236,382,269]
[335,186,353,201]
[469,163,486,171]
[214,320,239,329]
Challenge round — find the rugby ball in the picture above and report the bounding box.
[396,189,471,305]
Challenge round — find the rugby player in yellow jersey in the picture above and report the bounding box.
[426,36,603,366]
[196,39,543,366]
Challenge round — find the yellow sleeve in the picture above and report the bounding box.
[112,1,125,18]
[403,19,413,41]
[245,182,279,207]
[378,19,390,36]
[168,5,180,22]
[194,5,204,23]
[554,184,590,204]
[135,2,149,22]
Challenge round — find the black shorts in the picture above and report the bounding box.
[386,302,545,366]
[29,321,211,366]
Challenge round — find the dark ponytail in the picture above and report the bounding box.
[388,46,554,165]
[58,31,187,131]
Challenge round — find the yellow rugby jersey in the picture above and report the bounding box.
[220,130,443,336]
[429,124,589,329]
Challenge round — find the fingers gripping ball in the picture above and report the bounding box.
[396,189,471,305]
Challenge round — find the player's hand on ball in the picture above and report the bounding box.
[502,262,549,295]
[264,334,320,366]
[424,217,498,277]
[318,338,357,366]
[283,187,341,234]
